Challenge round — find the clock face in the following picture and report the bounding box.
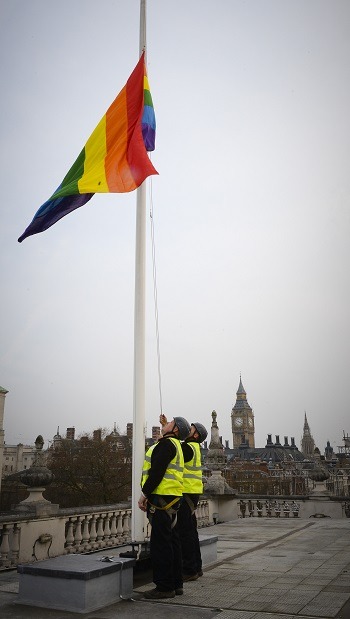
[248,417,254,428]
[235,417,243,427]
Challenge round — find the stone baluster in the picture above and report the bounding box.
[204,501,209,527]
[65,518,75,553]
[96,514,105,547]
[89,514,98,550]
[0,524,11,567]
[74,516,83,551]
[104,513,112,547]
[196,502,203,528]
[122,510,130,541]
[11,524,21,565]
[110,512,117,545]
[81,516,91,551]
[116,511,124,543]
[198,500,208,527]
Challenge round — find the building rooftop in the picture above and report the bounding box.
[0,518,349,618]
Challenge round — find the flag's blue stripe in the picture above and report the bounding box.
[142,105,156,130]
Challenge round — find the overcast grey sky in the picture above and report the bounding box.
[1,0,349,453]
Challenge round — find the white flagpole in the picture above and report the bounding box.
[131,0,147,543]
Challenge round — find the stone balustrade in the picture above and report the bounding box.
[0,499,210,569]
[237,499,300,518]
[3,494,346,570]
[64,507,132,554]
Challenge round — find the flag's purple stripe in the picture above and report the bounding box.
[18,193,94,243]
[142,124,156,152]
[142,105,156,151]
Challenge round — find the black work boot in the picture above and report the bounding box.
[143,588,176,599]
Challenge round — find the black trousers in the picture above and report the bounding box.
[147,497,183,591]
[177,494,202,575]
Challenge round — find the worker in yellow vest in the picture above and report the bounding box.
[178,422,208,581]
[138,415,190,599]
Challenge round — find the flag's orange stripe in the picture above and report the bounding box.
[105,86,136,191]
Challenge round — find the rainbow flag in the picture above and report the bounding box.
[18,52,157,243]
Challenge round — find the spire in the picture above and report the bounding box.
[109,422,119,437]
[303,412,311,436]
[301,412,315,458]
[237,374,246,397]
[234,375,249,404]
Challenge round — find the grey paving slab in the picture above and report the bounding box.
[290,584,323,592]
[325,585,350,593]
[301,576,334,584]
[241,575,278,586]
[264,601,314,614]
[314,568,343,574]
[211,612,256,619]
[333,575,350,584]
[269,575,305,584]
[0,582,19,593]
[264,582,295,590]
[300,591,350,618]
[232,600,268,612]
[253,615,319,619]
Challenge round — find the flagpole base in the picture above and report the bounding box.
[119,540,150,564]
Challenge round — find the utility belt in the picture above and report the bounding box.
[147,495,181,528]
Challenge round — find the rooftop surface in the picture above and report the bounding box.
[0,518,349,619]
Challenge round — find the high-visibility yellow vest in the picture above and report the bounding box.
[183,441,203,494]
[141,437,184,496]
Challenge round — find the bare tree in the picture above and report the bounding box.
[45,428,132,508]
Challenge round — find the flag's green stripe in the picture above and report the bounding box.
[144,89,153,107]
[51,148,86,199]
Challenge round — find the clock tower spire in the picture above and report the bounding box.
[231,376,255,448]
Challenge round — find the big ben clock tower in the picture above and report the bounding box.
[231,376,255,448]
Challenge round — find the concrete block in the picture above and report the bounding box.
[199,534,218,566]
[17,554,135,613]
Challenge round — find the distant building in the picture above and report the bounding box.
[231,377,255,448]
[152,426,161,441]
[324,440,335,462]
[2,442,36,478]
[66,427,75,441]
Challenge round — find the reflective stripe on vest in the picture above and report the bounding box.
[183,441,203,493]
[141,443,157,488]
[141,437,184,496]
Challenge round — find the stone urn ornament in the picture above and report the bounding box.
[17,435,58,514]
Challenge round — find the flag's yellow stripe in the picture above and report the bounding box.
[78,116,109,193]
